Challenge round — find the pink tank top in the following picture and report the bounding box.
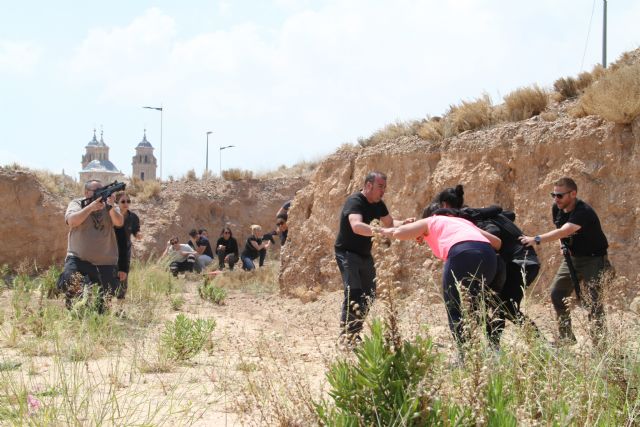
[424,216,490,260]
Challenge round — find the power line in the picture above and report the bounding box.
[580,0,597,71]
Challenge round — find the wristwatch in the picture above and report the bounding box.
[534,235,541,245]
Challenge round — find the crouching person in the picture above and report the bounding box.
[57,180,123,314]
[162,237,198,277]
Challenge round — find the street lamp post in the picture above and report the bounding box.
[143,105,163,180]
[219,145,235,178]
[206,131,213,175]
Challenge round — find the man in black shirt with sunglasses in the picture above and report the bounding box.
[520,177,611,345]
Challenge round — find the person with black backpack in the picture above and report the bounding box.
[434,185,542,348]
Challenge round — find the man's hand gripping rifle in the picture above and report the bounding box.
[80,181,127,208]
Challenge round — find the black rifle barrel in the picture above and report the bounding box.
[561,242,581,301]
[80,181,127,208]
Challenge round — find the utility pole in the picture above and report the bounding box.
[602,0,607,68]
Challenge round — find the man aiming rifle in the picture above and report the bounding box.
[520,177,611,346]
[57,179,124,313]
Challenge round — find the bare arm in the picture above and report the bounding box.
[479,228,502,251]
[109,204,124,227]
[520,222,581,247]
[380,218,430,241]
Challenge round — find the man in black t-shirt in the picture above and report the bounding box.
[334,171,414,346]
[521,177,612,345]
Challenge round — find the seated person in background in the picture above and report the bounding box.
[187,228,214,271]
[216,227,239,270]
[276,213,288,245]
[162,237,197,277]
[241,225,270,270]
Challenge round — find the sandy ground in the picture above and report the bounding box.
[0,272,632,426]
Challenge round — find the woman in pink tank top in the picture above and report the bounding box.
[379,203,501,353]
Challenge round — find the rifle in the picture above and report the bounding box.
[560,240,581,302]
[80,181,126,208]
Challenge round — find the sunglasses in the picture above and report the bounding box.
[119,199,131,204]
[223,231,230,234]
[550,191,571,199]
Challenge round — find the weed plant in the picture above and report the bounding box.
[160,313,216,361]
[199,277,228,305]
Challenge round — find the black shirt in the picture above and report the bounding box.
[216,236,239,257]
[197,236,214,258]
[242,235,263,260]
[553,199,608,256]
[334,192,389,256]
[114,211,140,273]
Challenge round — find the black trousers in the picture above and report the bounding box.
[57,256,118,313]
[487,262,540,347]
[335,250,376,335]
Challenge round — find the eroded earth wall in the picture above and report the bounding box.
[280,114,640,300]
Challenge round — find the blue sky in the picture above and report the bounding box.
[1,0,638,180]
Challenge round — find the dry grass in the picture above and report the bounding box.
[442,94,495,138]
[255,159,321,179]
[126,177,162,202]
[416,117,444,141]
[575,62,640,124]
[502,84,549,122]
[554,65,606,102]
[222,168,254,181]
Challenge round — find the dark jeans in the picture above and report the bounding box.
[57,256,118,314]
[442,241,498,346]
[169,255,196,277]
[488,262,540,347]
[335,250,376,336]
[217,249,238,270]
[259,248,266,267]
[550,255,611,342]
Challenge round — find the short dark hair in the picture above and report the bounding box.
[276,213,288,222]
[170,237,179,244]
[364,171,387,185]
[435,184,464,209]
[554,177,577,192]
[188,229,199,238]
[198,228,207,234]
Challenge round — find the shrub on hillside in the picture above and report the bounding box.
[442,94,494,138]
[127,177,161,202]
[554,65,605,101]
[575,62,640,124]
[416,117,443,141]
[503,85,549,122]
[222,168,253,181]
[358,121,420,147]
[184,169,197,182]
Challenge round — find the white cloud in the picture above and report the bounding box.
[62,0,640,176]
[0,40,40,74]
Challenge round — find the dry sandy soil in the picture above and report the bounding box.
[3,259,631,426]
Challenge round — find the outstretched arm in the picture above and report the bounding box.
[379,218,430,241]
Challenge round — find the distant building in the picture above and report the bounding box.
[79,130,124,184]
[131,130,157,181]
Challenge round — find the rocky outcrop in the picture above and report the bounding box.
[0,170,68,267]
[280,110,640,299]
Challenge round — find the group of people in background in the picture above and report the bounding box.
[161,200,291,276]
[335,172,612,355]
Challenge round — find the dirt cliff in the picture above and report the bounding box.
[0,170,68,268]
[280,104,640,299]
[133,177,307,259]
